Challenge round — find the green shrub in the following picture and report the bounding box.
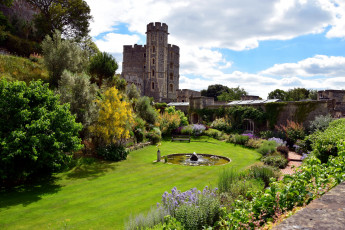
[260,130,275,139]
[181,125,193,135]
[3,33,41,57]
[125,207,169,230]
[256,140,277,155]
[248,165,280,187]
[228,134,249,145]
[97,144,128,161]
[276,120,305,146]
[146,216,183,230]
[211,118,229,132]
[277,145,289,158]
[310,118,345,163]
[0,80,82,185]
[146,127,162,144]
[262,154,288,169]
[245,138,264,149]
[218,168,240,193]
[204,128,222,139]
[135,96,158,125]
[309,114,334,133]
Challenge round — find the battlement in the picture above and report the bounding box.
[147,22,168,33]
[123,44,146,52]
[168,44,179,52]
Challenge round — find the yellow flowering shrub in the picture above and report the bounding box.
[90,87,134,145]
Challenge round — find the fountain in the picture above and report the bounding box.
[164,153,230,166]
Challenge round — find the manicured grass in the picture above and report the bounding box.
[0,137,260,230]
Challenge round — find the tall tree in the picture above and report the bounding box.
[217,86,247,101]
[26,0,92,40]
[89,52,118,88]
[201,84,230,101]
[268,89,287,100]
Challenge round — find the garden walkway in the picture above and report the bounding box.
[280,152,302,175]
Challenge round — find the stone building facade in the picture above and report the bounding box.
[122,22,180,102]
[176,89,201,102]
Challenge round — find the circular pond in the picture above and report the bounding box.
[165,153,231,166]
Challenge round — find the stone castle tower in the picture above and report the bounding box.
[122,22,180,102]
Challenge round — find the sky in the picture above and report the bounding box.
[85,0,345,98]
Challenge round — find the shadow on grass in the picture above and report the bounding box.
[0,176,61,209]
[65,161,116,180]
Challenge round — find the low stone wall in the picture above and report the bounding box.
[126,141,152,152]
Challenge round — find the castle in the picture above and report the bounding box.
[122,22,180,102]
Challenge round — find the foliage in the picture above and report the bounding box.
[41,30,89,87]
[228,134,249,145]
[277,146,289,158]
[267,89,286,100]
[164,106,189,127]
[0,80,82,185]
[201,84,230,101]
[0,54,48,83]
[97,144,128,161]
[217,86,248,101]
[259,130,275,139]
[125,207,169,230]
[89,52,118,88]
[159,112,181,136]
[267,137,286,147]
[26,0,92,40]
[223,141,345,229]
[135,96,158,125]
[191,124,206,136]
[153,102,167,111]
[262,154,289,169]
[204,128,222,139]
[181,125,193,135]
[146,127,162,144]
[264,102,287,129]
[245,138,265,149]
[295,101,319,123]
[276,120,305,146]
[57,70,98,137]
[158,186,221,230]
[210,117,229,132]
[145,216,183,230]
[268,88,317,101]
[226,106,266,131]
[133,117,146,143]
[309,114,334,133]
[309,118,345,163]
[126,83,140,102]
[89,87,134,146]
[1,32,41,56]
[256,140,277,155]
[247,165,280,187]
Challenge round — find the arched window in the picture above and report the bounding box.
[152,46,155,53]
[151,82,155,90]
[144,53,146,58]
[170,62,173,69]
[152,58,155,65]
[170,52,173,58]
[169,73,173,80]
[152,69,155,76]
[169,84,173,92]
[143,65,146,69]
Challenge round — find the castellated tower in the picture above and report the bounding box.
[122,22,180,102]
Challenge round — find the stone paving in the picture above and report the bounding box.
[280,152,302,176]
[273,181,345,230]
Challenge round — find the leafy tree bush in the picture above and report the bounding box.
[309,114,334,133]
[0,80,82,185]
[135,96,158,125]
[41,30,89,87]
[57,70,98,137]
[89,52,118,88]
[228,134,249,145]
[310,118,345,163]
[277,145,289,158]
[245,138,265,149]
[159,112,181,136]
[204,128,222,139]
[247,165,279,187]
[89,87,134,146]
[146,127,162,144]
[211,117,229,132]
[256,140,277,155]
[276,120,305,146]
[97,144,128,161]
[133,117,146,143]
[181,125,193,135]
[217,86,248,101]
[164,106,189,127]
[126,83,140,102]
[262,154,289,169]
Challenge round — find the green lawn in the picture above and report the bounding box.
[0,137,260,230]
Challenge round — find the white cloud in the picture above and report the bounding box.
[95,33,141,54]
[260,55,345,77]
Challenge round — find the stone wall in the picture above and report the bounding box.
[176,89,201,102]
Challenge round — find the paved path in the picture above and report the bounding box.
[280,152,302,175]
[273,181,345,230]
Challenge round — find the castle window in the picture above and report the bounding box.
[170,62,173,69]
[144,65,146,69]
[152,46,155,53]
[170,73,173,80]
[152,58,155,65]
[170,52,173,58]
[152,69,155,76]
[169,84,173,92]
[151,82,155,90]
[152,34,155,41]
[144,53,146,58]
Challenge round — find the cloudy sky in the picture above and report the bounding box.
[85,0,345,98]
